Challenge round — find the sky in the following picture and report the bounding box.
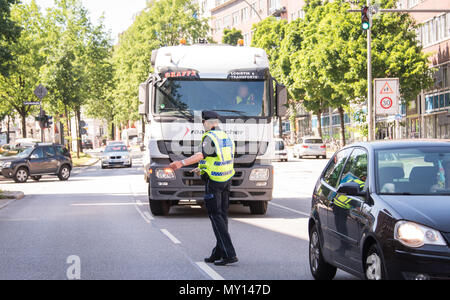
[26,0,149,42]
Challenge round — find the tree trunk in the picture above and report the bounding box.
[317,110,323,139]
[338,107,346,147]
[65,106,72,152]
[6,115,10,144]
[74,108,81,159]
[21,113,27,138]
[75,108,83,155]
[278,117,283,138]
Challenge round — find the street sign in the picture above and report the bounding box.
[34,84,48,100]
[375,78,399,116]
[24,101,41,106]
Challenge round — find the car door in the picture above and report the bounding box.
[315,148,352,259]
[327,147,368,273]
[28,147,45,175]
[43,146,58,173]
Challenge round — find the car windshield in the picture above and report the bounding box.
[305,139,323,144]
[105,146,127,152]
[17,147,34,158]
[376,146,450,195]
[155,80,269,117]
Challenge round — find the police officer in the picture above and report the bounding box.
[169,111,238,266]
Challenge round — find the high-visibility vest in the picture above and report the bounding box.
[334,178,366,209]
[198,130,235,182]
[236,96,251,105]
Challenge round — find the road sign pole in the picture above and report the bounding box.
[367,0,374,142]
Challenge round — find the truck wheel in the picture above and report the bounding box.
[149,199,170,216]
[14,167,29,183]
[249,201,268,215]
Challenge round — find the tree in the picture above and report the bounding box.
[0,1,47,138]
[222,28,243,45]
[111,0,209,129]
[0,0,21,77]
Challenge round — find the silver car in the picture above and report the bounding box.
[293,137,327,159]
[101,145,132,169]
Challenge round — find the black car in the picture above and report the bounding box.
[0,143,73,183]
[309,141,450,280]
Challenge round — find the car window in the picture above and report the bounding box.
[340,148,368,189]
[56,146,70,157]
[105,146,127,152]
[44,146,56,157]
[305,139,323,144]
[323,148,352,188]
[31,147,44,159]
[376,147,450,195]
[275,141,285,151]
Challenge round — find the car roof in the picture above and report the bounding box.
[346,139,450,151]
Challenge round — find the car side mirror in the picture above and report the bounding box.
[337,182,364,196]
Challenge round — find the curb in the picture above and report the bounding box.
[0,191,25,210]
[73,158,100,168]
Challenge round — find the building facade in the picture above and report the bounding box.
[398,0,450,139]
[209,0,305,45]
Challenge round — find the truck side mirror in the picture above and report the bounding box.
[276,84,288,117]
[139,81,153,117]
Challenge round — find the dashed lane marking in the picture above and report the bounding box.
[269,202,310,217]
[195,262,225,280]
[161,229,181,244]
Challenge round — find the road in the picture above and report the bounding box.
[0,151,356,280]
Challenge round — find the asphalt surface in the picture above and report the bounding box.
[0,151,357,280]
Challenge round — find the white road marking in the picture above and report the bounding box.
[269,202,310,217]
[134,205,152,224]
[71,203,144,206]
[143,211,154,221]
[195,262,225,280]
[161,229,181,244]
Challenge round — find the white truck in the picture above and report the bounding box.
[139,44,287,216]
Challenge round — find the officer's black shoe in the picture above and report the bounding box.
[214,257,239,266]
[204,256,221,263]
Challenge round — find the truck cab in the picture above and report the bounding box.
[139,44,287,216]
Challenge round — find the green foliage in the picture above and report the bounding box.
[0,0,22,77]
[111,0,209,125]
[222,28,243,45]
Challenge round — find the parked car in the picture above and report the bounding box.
[82,139,93,150]
[294,137,327,159]
[309,141,450,280]
[0,143,72,183]
[274,138,288,162]
[101,145,132,169]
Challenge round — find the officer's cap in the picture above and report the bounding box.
[202,111,222,121]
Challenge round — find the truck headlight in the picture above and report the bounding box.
[156,168,176,180]
[249,169,269,181]
[394,221,446,248]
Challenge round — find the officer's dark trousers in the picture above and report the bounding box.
[204,178,237,259]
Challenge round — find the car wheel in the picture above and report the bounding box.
[365,244,386,280]
[58,165,71,181]
[249,201,268,215]
[149,199,170,216]
[31,176,42,181]
[309,225,337,280]
[14,167,29,183]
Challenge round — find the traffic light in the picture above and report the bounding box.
[361,6,371,30]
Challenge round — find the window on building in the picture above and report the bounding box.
[243,32,251,46]
[223,15,231,28]
[417,13,450,47]
[407,0,419,8]
[250,3,256,18]
[268,0,280,13]
[232,11,239,26]
[298,9,305,19]
[241,7,249,22]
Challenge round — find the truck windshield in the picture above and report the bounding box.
[155,80,269,117]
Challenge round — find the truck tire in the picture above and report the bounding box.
[149,199,170,216]
[249,201,268,215]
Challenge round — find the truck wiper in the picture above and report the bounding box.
[212,110,247,117]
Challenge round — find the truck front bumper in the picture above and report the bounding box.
[148,164,274,202]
